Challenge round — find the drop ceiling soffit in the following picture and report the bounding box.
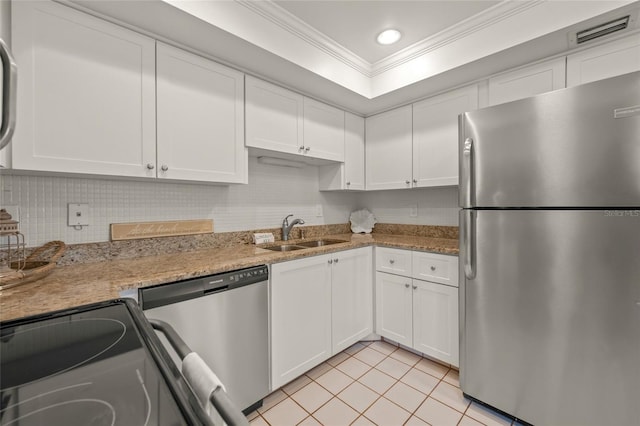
[240,0,544,78]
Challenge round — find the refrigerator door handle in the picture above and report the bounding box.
[459,114,474,208]
[0,38,17,152]
[463,209,476,279]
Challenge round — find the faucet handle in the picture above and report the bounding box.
[283,214,293,226]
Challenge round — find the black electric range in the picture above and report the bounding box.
[0,299,214,425]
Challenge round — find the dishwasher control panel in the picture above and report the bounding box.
[139,265,268,310]
[209,265,269,290]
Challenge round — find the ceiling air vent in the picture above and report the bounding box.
[576,16,630,44]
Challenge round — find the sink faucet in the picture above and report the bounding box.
[282,214,305,241]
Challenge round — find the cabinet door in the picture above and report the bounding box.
[344,113,365,190]
[156,43,246,183]
[303,97,344,162]
[271,255,332,389]
[412,280,459,367]
[412,85,478,187]
[331,247,373,354]
[567,35,640,87]
[318,112,364,191]
[365,105,413,190]
[488,58,566,106]
[245,76,303,155]
[12,0,156,177]
[375,271,413,347]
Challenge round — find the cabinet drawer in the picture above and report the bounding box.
[376,247,412,275]
[412,252,458,287]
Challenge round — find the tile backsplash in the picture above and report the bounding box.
[358,186,459,227]
[0,157,358,247]
[0,158,459,248]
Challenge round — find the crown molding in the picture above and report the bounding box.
[236,0,548,79]
[371,0,544,75]
[236,0,372,77]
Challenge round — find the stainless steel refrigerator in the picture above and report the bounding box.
[459,71,640,426]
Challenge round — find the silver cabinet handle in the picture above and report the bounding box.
[346,181,351,186]
[463,209,476,279]
[305,147,311,153]
[299,146,305,152]
[146,163,155,170]
[389,259,395,264]
[413,179,418,184]
[430,266,436,271]
[413,285,418,290]
[0,38,18,151]
[161,165,169,172]
[328,259,333,264]
[334,258,339,263]
[405,180,410,185]
[405,283,410,288]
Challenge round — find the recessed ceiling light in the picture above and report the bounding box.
[376,29,402,45]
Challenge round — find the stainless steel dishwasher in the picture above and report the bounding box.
[139,265,269,414]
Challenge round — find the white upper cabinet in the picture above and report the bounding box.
[412,85,478,187]
[303,97,344,162]
[318,112,365,191]
[156,43,246,183]
[11,0,156,177]
[245,77,345,162]
[343,113,365,190]
[245,76,304,155]
[488,58,566,106]
[567,35,640,87]
[365,105,413,190]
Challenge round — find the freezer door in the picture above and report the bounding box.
[459,209,640,425]
[459,71,640,208]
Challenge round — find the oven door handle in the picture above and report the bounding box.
[149,319,249,426]
[149,319,191,359]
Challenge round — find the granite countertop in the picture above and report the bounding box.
[0,232,458,322]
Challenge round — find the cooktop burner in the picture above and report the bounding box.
[0,300,210,425]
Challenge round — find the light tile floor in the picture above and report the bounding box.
[247,340,516,426]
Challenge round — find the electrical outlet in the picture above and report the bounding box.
[409,204,418,217]
[315,204,324,217]
[68,203,90,226]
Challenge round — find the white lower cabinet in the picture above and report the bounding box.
[375,271,413,347]
[331,247,373,353]
[270,247,372,389]
[412,279,458,366]
[375,247,459,367]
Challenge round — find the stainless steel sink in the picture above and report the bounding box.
[295,239,347,248]
[262,239,347,251]
[262,244,306,252]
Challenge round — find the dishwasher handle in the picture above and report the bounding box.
[149,319,249,426]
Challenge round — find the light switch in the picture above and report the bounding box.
[68,203,89,226]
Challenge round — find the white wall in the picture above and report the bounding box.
[0,157,359,247]
[358,186,459,226]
